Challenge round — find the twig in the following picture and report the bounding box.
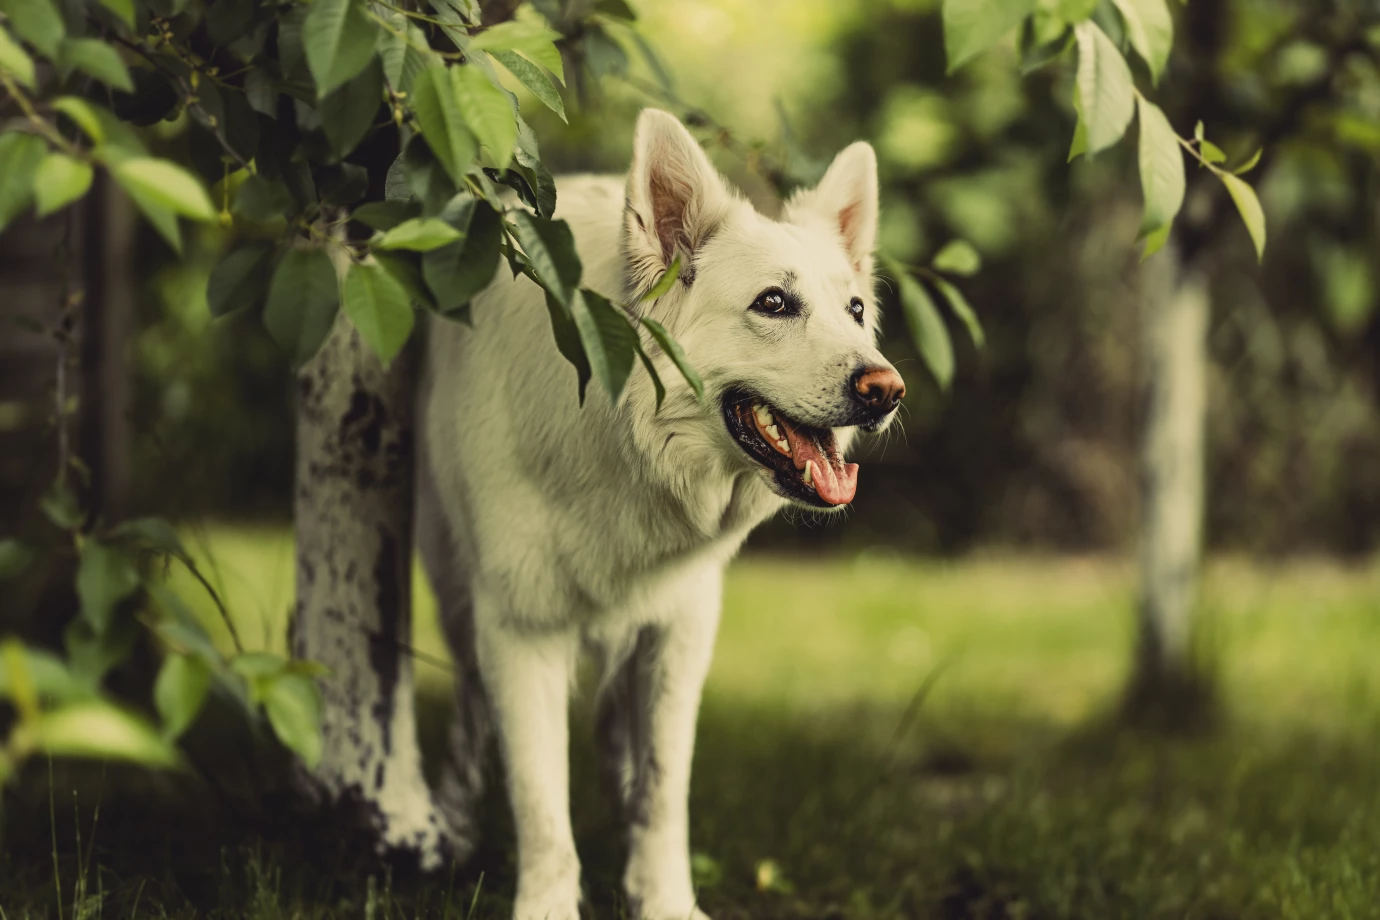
[106,31,253,171]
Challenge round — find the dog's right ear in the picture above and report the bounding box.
[625,109,731,288]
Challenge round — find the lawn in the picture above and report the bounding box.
[4,525,1380,919]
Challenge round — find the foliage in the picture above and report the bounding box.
[0,480,325,788]
[943,0,1266,261]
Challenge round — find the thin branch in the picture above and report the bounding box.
[107,32,253,171]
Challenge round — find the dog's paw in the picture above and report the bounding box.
[512,854,581,920]
[628,897,710,920]
[511,892,581,920]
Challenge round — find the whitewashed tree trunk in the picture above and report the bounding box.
[1134,245,1209,693]
[292,315,445,867]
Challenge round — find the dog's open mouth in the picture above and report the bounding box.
[722,389,858,508]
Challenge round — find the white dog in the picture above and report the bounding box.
[417,109,904,920]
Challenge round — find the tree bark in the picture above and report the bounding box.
[1126,243,1213,725]
[291,315,445,867]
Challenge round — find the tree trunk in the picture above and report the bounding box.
[1126,244,1214,725]
[291,315,445,867]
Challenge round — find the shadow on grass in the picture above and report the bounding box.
[5,687,1380,919]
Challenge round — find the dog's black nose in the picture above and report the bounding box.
[851,366,905,415]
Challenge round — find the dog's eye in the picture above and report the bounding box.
[750,288,797,317]
[848,297,865,325]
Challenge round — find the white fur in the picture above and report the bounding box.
[418,110,898,920]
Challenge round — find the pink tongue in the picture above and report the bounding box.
[782,426,858,506]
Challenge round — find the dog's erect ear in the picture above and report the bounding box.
[625,109,731,282]
[786,142,879,276]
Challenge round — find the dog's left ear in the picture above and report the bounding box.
[786,142,879,277]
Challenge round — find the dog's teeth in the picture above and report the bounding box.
[766,424,781,440]
[753,404,773,426]
[776,439,789,453]
[803,461,814,486]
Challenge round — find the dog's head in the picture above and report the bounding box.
[624,110,903,511]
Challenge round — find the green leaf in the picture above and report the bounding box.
[452,63,518,171]
[510,212,582,306]
[640,316,704,402]
[76,540,141,634]
[0,538,35,581]
[33,153,93,217]
[52,96,104,144]
[320,58,383,160]
[303,0,376,95]
[353,200,420,231]
[1200,138,1226,164]
[207,243,276,317]
[1068,86,1088,162]
[0,132,47,233]
[470,19,565,83]
[1219,171,1265,262]
[1136,96,1184,246]
[377,9,428,92]
[0,0,64,58]
[571,289,638,402]
[0,642,91,702]
[543,290,591,402]
[1233,148,1263,175]
[154,653,211,740]
[636,344,666,410]
[411,64,479,186]
[373,251,434,310]
[1110,0,1172,82]
[931,240,982,277]
[887,258,954,390]
[423,200,502,313]
[374,217,464,252]
[59,38,133,92]
[233,174,294,223]
[95,0,134,28]
[943,0,1035,73]
[595,0,636,19]
[230,652,286,680]
[124,186,182,253]
[39,478,81,529]
[1140,223,1171,261]
[1074,22,1135,155]
[931,275,985,348]
[110,517,190,562]
[31,701,180,767]
[262,673,323,768]
[0,25,36,87]
[342,259,416,366]
[488,49,566,122]
[264,248,341,366]
[640,255,680,301]
[112,158,217,221]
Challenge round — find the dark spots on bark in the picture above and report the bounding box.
[375,762,386,790]
[302,559,315,585]
[370,526,402,756]
[344,561,357,584]
[341,388,371,431]
[358,469,376,489]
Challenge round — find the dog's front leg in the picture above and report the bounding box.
[614,584,721,920]
[475,594,581,920]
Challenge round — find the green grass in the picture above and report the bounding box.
[5,525,1380,919]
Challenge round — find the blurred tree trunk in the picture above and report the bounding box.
[291,315,445,867]
[1126,242,1213,724]
[0,179,133,639]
